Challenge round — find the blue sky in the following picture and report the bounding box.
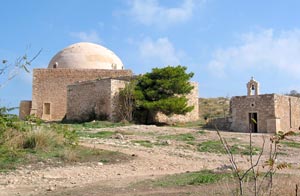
[1,0,300,110]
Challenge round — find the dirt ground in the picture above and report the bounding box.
[1,125,300,196]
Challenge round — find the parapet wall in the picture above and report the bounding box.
[31,68,132,121]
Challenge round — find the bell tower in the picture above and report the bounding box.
[247,77,259,96]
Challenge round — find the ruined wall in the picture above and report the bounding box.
[31,68,132,121]
[110,79,128,122]
[274,95,300,132]
[206,117,232,130]
[155,82,199,124]
[19,100,32,120]
[230,94,276,133]
[66,79,128,122]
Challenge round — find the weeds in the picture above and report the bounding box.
[132,140,153,148]
[151,170,232,187]
[77,131,115,139]
[66,120,129,129]
[281,141,300,148]
[0,109,131,172]
[158,133,195,141]
[197,140,261,155]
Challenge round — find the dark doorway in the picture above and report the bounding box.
[249,112,258,133]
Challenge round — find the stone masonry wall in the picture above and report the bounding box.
[230,94,276,133]
[19,100,32,120]
[66,79,112,122]
[110,79,128,122]
[274,94,300,132]
[31,68,132,121]
[206,117,232,130]
[155,82,199,124]
[66,78,128,122]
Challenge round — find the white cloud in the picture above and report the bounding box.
[70,30,101,43]
[208,29,300,77]
[128,0,200,27]
[139,37,182,66]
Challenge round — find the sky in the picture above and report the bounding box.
[1,0,300,110]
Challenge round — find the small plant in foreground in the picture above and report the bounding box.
[216,125,292,196]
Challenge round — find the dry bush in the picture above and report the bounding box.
[62,148,79,162]
[23,129,65,151]
[1,128,26,149]
[214,175,298,196]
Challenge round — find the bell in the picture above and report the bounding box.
[251,85,255,90]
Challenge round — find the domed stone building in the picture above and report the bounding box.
[19,42,199,123]
[19,42,132,121]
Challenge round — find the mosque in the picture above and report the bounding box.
[19,42,199,123]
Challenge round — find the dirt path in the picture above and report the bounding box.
[1,125,299,196]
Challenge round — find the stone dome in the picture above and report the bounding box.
[48,42,124,69]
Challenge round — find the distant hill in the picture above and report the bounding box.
[198,97,230,120]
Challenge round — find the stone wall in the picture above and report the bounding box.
[230,94,276,133]
[206,117,232,130]
[155,82,199,124]
[31,68,132,121]
[19,100,32,120]
[274,94,300,132]
[66,78,128,122]
[110,79,128,121]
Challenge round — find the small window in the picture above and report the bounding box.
[43,103,51,115]
[53,62,58,68]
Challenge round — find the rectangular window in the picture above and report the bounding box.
[43,103,51,115]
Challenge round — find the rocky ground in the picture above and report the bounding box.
[1,125,300,196]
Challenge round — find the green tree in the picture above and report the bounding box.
[134,65,194,124]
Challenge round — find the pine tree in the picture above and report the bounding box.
[134,65,194,123]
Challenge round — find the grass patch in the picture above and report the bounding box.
[152,170,232,187]
[171,120,205,128]
[132,140,153,148]
[0,144,131,172]
[281,141,300,148]
[0,120,131,172]
[77,131,115,139]
[197,140,261,155]
[186,141,197,145]
[61,146,131,164]
[65,121,129,130]
[197,130,206,135]
[158,133,195,141]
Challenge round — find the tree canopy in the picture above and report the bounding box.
[134,65,194,122]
